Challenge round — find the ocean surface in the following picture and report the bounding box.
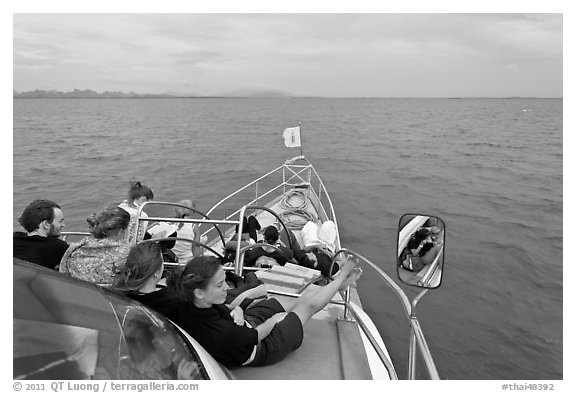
[12,97,562,380]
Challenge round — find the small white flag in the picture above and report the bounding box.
[283,126,301,148]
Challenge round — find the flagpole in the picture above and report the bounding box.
[299,121,303,157]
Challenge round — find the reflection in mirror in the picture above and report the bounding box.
[397,214,446,289]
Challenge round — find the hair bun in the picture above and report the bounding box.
[86,213,97,227]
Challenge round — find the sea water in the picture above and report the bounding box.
[12,97,562,379]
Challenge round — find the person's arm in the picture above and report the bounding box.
[301,243,334,258]
[191,225,202,257]
[301,243,320,252]
[227,284,268,309]
[278,246,294,260]
[255,312,287,342]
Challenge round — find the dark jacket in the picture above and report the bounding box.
[13,232,69,269]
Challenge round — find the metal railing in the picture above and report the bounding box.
[203,156,340,247]
[61,232,90,242]
[134,201,229,247]
[334,248,440,380]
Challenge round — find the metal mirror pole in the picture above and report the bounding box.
[408,288,428,379]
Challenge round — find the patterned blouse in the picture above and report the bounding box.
[59,237,131,286]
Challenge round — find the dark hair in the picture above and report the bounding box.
[113,243,163,291]
[128,181,154,203]
[87,205,131,239]
[264,225,279,244]
[18,199,61,232]
[167,256,221,302]
[407,228,431,250]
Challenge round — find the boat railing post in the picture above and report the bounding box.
[255,181,259,205]
[411,318,440,379]
[283,166,286,195]
[342,287,353,321]
[408,290,423,379]
[235,206,248,277]
[411,288,428,317]
[408,324,418,379]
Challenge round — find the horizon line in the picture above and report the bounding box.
[12,88,562,100]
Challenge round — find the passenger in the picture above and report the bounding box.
[251,220,338,277]
[244,226,295,267]
[59,205,131,285]
[292,220,340,277]
[168,255,362,368]
[170,199,204,262]
[113,243,183,321]
[222,217,261,265]
[293,249,339,277]
[277,222,302,253]
[113,243,267,321]
[224,215,262,251]
[300,220,336,256]
[119,181,154,244]
[13,199,68,270]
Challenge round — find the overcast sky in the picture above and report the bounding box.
[13,13,562,97]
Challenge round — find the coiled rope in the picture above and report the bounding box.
[280,189,316,230]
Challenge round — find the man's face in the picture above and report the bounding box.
[47,208,65,237]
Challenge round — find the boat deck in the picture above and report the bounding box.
[232,293,372,379]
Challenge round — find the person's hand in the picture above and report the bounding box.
[269,312,288,325]
[230,306,244,326]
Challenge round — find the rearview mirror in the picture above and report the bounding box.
[397,214,446,289]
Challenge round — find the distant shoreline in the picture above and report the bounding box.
[12,89,562,100]
[13,95,562,100]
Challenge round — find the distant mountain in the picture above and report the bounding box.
[13,89,196,99]
[13,88,296,99]
[217,88,297,98]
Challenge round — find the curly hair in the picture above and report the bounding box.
[87,204,131,239]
